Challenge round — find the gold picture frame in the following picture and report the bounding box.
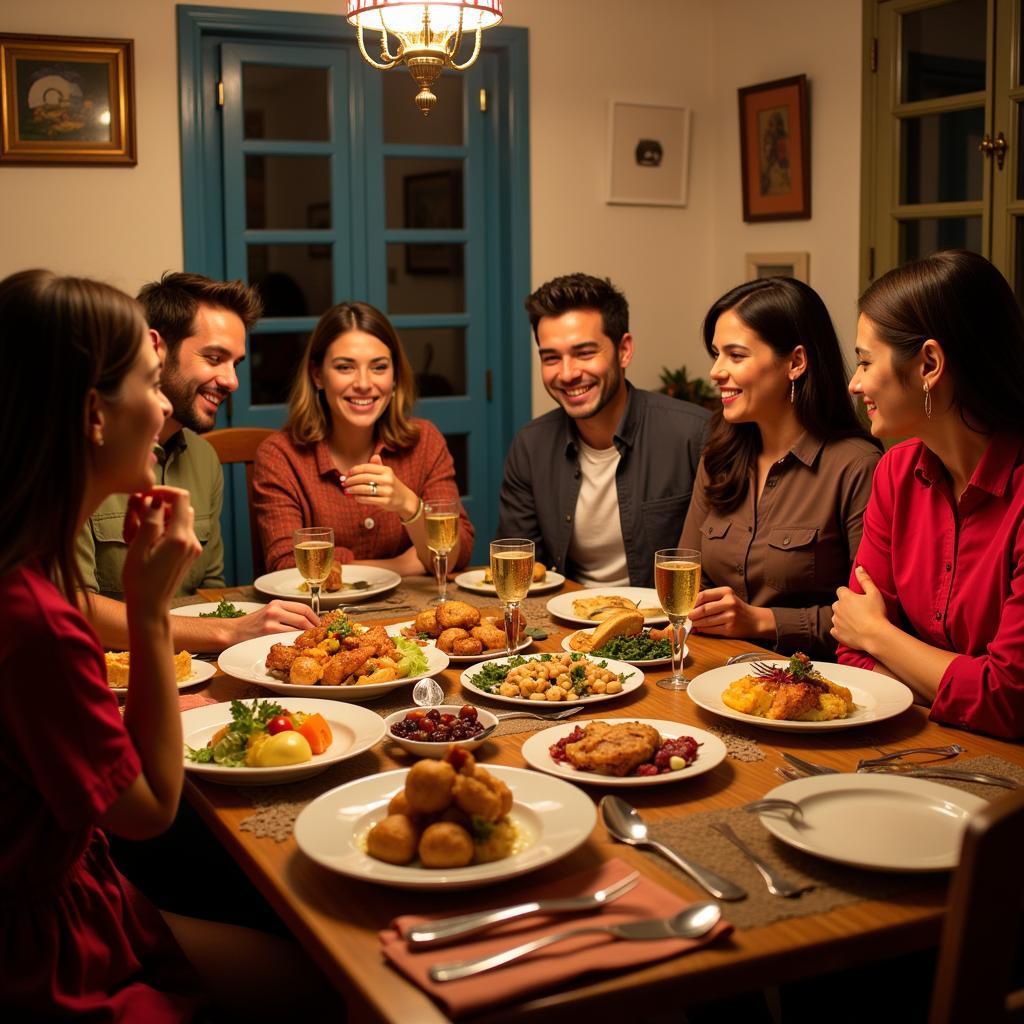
[745,251,810,283]
[0,33,136,166]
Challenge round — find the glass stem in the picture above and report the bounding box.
[503,603,519,658]
[434,550,449,603]
[311,584,321,618]
[671,618,686,681]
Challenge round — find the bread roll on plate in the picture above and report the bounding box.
[568,609,644,653]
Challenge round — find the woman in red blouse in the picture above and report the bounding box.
[254,301,473,574]
[834,250,1024,739]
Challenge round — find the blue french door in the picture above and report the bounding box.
[179,7,531,583]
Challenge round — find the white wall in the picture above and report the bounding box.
[0,0,863,410]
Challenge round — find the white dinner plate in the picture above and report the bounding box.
[217,630,450,702]
[182,697,385,785]
[460,654,644,707]
[757,773,986,871]
[454,568,567,595]
[560,627,684,667]
[520,719,727,787]
[686,661,914,732]
[545,587,668,626]
[110,658,216,694]
[293,764,596,888]
[253,566,401,607]
[170,601,266,618]
[387,621,532,664]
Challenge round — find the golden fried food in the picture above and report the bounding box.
[453,769,505,822]
[418,822,474,868]
[569,609,643,653]
[436,600,481,630]
[721,653,854,721]
[436,627,470,653]
[295,626,328,649]
[289,655,324,685]
[474,819,516,863]
[470,623,507,650]
[318,610,348,631]
[355,664,400,686]
[366,814,419,865]
[564,721,661,777]
[412,608,439,637]
[405,759,456,813]
[388,790,415,817]
[323,564,343,592]
[453,636,484,656]
[484,563,546,584]
[265,643,301,677]
[321,647,373,686]
[105,650,192,688]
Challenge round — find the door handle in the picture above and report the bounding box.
[979,132,1008,170]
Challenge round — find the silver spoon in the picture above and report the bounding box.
[412,676,444,706]
[600,796,747,901]
[429,902,722,981]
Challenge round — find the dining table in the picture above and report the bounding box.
[180,574,1024,1023]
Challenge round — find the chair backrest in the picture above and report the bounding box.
[929,787,1024,1024]
[203,427,274,580]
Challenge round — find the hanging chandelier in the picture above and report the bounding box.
[346,1,503,116]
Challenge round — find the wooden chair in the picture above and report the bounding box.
[929,787,1024,1024]
[203,427,274,580]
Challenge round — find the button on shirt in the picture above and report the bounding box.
[680,433,880,657]
[837,434,1024,740]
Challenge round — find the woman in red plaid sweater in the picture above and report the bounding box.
[254,301,474,575]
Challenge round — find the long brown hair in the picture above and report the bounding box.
[284,301,419,450]
[701,277,876,514]
[859,249,1024,435]
[0,270,146,598]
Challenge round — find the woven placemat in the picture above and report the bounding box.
[646,755,1024,929]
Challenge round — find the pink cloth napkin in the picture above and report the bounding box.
[380,858,732,1018]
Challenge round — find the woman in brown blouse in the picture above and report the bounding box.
[679,277,880,656]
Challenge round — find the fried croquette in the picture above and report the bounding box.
[265,642,301,677]
[474,819,516,864]
[355,664,400,686]
[436,627,470,653]
[405,759,456,813]
[323,564,343,592]
[294,626,329,649]
[418,822,474,868]
[366,814,419,865]
[436,600,480,631]
[470,623,506,650]
[412,608,440,637]
[564,721,662,777]
[452,771,505,822]
[321,647,374,686]
[289,655,325,685]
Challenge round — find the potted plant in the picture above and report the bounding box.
[658,366,719,410]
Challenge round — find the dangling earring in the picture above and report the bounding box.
[924,381,932,420]
[789,379,795,404]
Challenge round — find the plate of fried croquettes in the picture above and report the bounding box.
[392,600,532,663]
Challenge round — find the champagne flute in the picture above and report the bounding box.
[424,498,460,605]
[654,548,701,691]
[294,527,334,618]
[489,539,535,658]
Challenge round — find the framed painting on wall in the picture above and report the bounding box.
[0,33,136,165]
[745,251,810,283]
[607,101,690,206]
[738,74,809,222]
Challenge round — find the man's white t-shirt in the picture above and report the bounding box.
[567,439,630,586]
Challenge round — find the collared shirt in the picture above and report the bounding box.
[838,434,1024,740]
[680,433,879,657]
[253,420,474,571]
[76,429,224,598]
[496,385,709,587]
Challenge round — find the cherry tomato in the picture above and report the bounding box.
[267,715,294,736]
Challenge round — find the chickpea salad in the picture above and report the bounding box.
[460,652,643,706]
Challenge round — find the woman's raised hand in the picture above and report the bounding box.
[121,486,202,621]
[342,454,419,518]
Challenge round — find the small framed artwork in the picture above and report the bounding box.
[404,169,463,274]
[738,74,809,222]
[745,251,810,283]
[0,34,136,165]
[607,101,690,207]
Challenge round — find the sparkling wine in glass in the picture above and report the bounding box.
[654,548,701,691]
[489,538,534,658]
[294,527,334,618]
[424,499,459,605]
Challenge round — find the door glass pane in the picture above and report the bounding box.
[383,71,463,145]
[900,108,985,203]
[248,245,331,318]
[249,331,310,405]
[1017,105,1024,199]
[1014,218,1024,299]
[243,65,329,140]
[901,0,987,103]
[246,156,331,229]
[899,216,982,261]
[387,244,465,313]
[400,327,467,396]
[386,159,464,230]
[443,433,469,494]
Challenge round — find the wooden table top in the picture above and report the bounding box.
[185,581,1024,1023]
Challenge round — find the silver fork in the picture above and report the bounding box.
[407,871,640,947]
[857,743,966,769]
[711,822,814,898]
[495,707,583,722]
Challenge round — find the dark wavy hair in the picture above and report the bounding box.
[701,277,876,513]
[0,270,146,598]
[859,249,1024,434]
[524,273,629,345]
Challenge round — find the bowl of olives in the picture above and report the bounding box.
[384,704,498,758]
